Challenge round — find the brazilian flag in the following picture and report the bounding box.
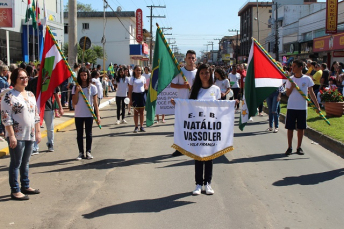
[146,27,180,127]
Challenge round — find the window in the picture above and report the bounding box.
[82,23,89,30]
[269,10,272,13]
[64,24,68,34]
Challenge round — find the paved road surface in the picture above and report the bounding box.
[0,104,343,229]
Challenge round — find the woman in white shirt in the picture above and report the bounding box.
[1,68,41,200]
[124,68,132,115]
[228,65,241,109]
[189,64,221,196]
[214,68,231,100]
[72,67,100,160]
[114,68,129,124]
[129,65,147,133]
[142,66,151,98]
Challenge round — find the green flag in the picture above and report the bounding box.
[145,27,181,127]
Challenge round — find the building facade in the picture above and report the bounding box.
[64,11,149,68]
[0,0,64,64]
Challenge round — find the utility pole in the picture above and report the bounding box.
[147,5,166,65]
[171,44,177,53]
[214,38,221,63]
[167,38,176,45]
[102,0,106,73]
[161,27,172,35]
[256,0,259,42]
[228,29,239,64]
[274,1,279,61]
[208,41,214,63]
[68,0,77,67]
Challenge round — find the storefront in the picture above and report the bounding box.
[129,43,149,66]
[313,32,344,66]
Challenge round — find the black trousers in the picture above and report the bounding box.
[75,117,93,153]
[195,160,213,185]
[116,96,126,120]
[231,88,240,109]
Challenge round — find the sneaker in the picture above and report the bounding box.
[76,153,83,160]
[192,184,202,195]
[140,127,146,132]
[285,148,292,156]
[267,127,273,131]
[86,151,94,159]
[273,128,279,133]
[205,183,214,195]
[133,127,139,133]
[115,120,120,125]
[296,147,304,155]
[248,117,254,122]
[47,143,54,152]
[31,151,39,156]
[172,150,183,157]
[120,119,127,124]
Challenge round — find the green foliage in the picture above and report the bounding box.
[64,1,95,12]
[319,88,344,102]
[62,43,107,65]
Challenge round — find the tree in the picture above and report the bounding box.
[63,43,107,65]
[64,1,96,12]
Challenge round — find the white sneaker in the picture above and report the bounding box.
[192,184,202,195]
[120,119,127,124]
[248,117,254,123]
[86,152,93,159]
[205,183,214,195]
[115,120,120,125]
[76,153,83,160]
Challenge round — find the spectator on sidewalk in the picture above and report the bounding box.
[312,63,322,96]
[72,67,100,160]
[1,68,41,200]
[285,60,320,156]
[0,65,10,138]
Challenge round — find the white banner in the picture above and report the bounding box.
[172,99,236,161]
[155,84,178,115]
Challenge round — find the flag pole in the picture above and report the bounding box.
[33,26,35,62]
[155,23,189,87]
[46,26,101,129]
[251,37,330,126]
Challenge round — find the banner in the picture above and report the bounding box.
[326,0,338,34]
[155,84,178,115]
[0,0,14,27]
[136,9,143,43]
[172,99,236,161]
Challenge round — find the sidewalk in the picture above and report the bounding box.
[0,91,117,158]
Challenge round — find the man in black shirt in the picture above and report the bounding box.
[320,63,329,89]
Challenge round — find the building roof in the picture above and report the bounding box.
[238,2,272,16]
[64,11,135,18]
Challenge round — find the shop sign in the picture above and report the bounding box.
[222,54,231,61]
[333,51,344,57]
[142,43,149,54]
[313,32,344,52]
[326,0,338,34]
[0,0,14,28]
[136,9,143,43]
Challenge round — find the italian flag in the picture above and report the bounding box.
[36,27,71,125]
[239,41,287,131]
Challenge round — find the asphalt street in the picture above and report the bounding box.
[0,104,344,229]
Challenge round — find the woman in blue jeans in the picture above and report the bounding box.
[1,68,41,200]
[266,86,283,133]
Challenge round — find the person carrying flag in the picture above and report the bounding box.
[170,50,197,157]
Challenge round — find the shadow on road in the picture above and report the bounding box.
[38,154,172,173]
[234,131,270,137]
[159,154,232,168]
[0,159,76,172]
[92,131,174,138]
[82,192,193,219]
[229,153,309,164]
[272,168,344,186]
[0,194,11,202]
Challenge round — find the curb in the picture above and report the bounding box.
[0,97,116,158]
[263,106,344,157]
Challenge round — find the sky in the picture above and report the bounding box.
[67,0,327,57]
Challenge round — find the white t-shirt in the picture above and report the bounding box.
[92,78,103,99]
[214,79,230,93]
[72,84,98,117]
[114,77,129,97]
[171,67,197,99]
[228,73,241,88]
[129,76,146,93]
[197,85,221,100]
[142,73,151,88]
[286,75,314,110]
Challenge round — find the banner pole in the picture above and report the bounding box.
[251,37,330,126]
[46,26,101,129]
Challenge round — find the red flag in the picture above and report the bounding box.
[36,0,41,26]
[37,28,71,125]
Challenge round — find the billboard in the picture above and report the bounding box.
[136,9,143,43]
[313,32,344,52]
[0,0,14,28]
[326,0,338,34]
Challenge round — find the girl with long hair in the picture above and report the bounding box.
[72,67,100,160]
[124,68,132,115]
[114,68,129,124]
[128,65,147,133]
[214,67,231,100]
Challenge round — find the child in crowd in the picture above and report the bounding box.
[114,68,129,125]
